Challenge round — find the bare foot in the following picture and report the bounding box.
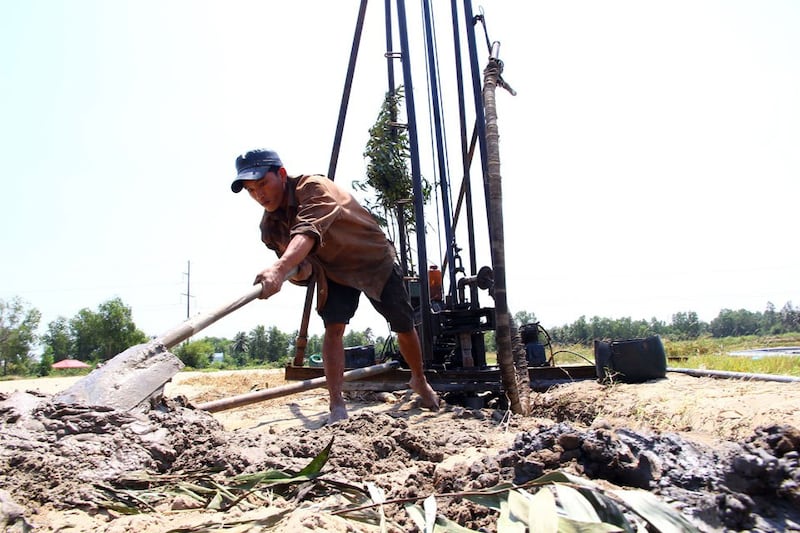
[409,377,440,411]
[327,404,349,425]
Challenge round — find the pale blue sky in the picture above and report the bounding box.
[1,1,798,344]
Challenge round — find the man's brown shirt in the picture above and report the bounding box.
[259,174,397,308]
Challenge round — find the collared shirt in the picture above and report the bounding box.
[259,174,397,308]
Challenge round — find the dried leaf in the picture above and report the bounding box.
[423,494,437,533]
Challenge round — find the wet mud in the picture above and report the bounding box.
[1,386,799,532]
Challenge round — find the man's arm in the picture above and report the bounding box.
[254,234,315,299]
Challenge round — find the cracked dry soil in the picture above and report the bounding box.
[1,369,800,532]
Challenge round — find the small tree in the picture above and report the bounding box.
[305,333,323,357]
[37,349,54,377]
[670,311,703,340]
[514,310,538,327]
[355,86,430,272]
[42,317,73,361]
[248,325,268,364]
[231,331,249,366]
[69,298,147,362]
[174,339,213,369]
[343,329,369,348]
[265,326,289,363]
[0,297,41,376]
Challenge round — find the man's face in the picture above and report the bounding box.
[243,169,286,212]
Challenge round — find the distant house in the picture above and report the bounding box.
[211,352,224,364]
[52,359,91,369]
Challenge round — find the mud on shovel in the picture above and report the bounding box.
[54,269,297,411]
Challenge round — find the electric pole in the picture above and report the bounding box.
[182,260,191,319]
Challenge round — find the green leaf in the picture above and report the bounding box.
[297,436,334,477]
[176,482,218,496]
[230,470,293,490]
[231,437,333,491]
[462,482,516,511]
[497,499,527,533]
[575,487,635,532]
[556,517,626,532]
[206,490,224,510]
[404,502,480,533]
[405,503,427,532]
[529,471,603,490]
[320,478,371,500]
[554,484,602,523]
[430,516,481,532]
[507,489,531,523]
[611,489,700,533]
[528,487,559,533]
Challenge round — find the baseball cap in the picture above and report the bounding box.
[231,149,283,193]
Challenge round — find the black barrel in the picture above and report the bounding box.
[595,335,666,383]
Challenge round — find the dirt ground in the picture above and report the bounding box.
[1,367,800,532]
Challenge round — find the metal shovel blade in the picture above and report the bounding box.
[52,272,296,411]
[53,342,184,411]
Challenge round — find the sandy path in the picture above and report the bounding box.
[0,371,212,396]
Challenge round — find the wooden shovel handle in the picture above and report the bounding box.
[156,267,297,349]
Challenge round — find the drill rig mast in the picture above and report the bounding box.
[289,0,532,412]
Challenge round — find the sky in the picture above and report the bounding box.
[1,1,798,346]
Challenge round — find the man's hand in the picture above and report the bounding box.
[253,266,287,299]
[254,234,314,299]
[253,262,307,299]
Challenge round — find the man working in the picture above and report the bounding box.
[231,148,440,424]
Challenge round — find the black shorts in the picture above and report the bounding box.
[319,265,415,332]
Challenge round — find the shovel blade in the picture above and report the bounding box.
[53,342,184,411]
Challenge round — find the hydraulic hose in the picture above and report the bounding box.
[668,367,800,383]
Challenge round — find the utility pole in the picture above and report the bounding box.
[182,260,191,319]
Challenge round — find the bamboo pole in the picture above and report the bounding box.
[482,47,529,415]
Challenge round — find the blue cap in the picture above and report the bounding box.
[232,149,283,193]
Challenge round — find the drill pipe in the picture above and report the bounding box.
[195,360,400,413]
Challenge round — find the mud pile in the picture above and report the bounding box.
[499,422,800,531]
[1,389,799,532]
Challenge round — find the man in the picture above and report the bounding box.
[232,148,440,424]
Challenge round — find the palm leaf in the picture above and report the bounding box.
[611,489,700,533]
[527,487,559,533]
[553,484,602,523]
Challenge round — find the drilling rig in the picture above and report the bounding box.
[284,0,596,412]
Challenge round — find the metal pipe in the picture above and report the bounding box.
[449,0,478,289]
[420,0,457,302]
[462,0,492,245]
[384,0,395,92]
[294,1,368,367]
[327,0,369,180]
[668,367,800,383]
[396,0,432,363]
[196,361,400,413]
[442,0,479,300]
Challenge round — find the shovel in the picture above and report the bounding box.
[54,269,297,411]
